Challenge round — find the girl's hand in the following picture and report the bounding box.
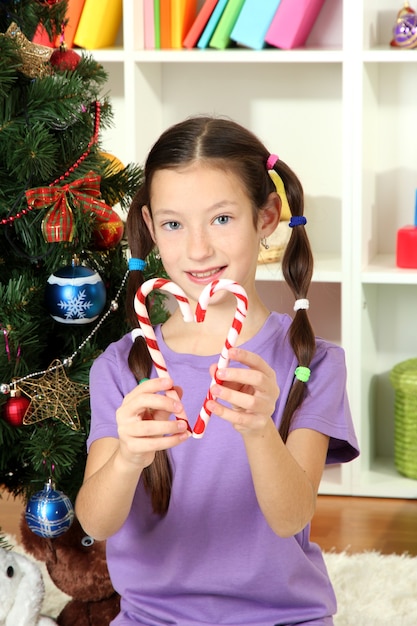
[206,347,280,436]
[116,377,189,469]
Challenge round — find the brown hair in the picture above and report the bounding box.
[125,116,315,514]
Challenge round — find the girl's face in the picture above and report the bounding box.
[142,163,279,303]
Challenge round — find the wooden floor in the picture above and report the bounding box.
[1,492,417,555]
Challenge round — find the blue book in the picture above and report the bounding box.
[197,0,228,49]
[230,0,282,50]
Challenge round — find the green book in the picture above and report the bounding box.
[154,0,161,49]
[209,0,246,49]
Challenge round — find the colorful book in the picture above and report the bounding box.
[135,0,145,50]
[230,0,281,50]
[160,0,172,48]
[265,0,326,50]
[154,0,161,49]
[171,0,197,49]
[209,0,246,50]
[32,0,86,49]
[183,0,219,49]
[73,0,123,49]
[144,0,155,49]
[197,0,228,49]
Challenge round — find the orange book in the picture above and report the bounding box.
[32,0,86,49]
[160,0,172,48]
[61,0,86,48]
[171,0,197,49]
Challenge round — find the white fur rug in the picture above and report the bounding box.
[4,534,417,625]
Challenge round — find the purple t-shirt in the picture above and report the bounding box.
[88,312,359,626]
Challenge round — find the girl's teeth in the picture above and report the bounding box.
[192,269,218,278]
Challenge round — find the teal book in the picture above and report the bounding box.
[230,0,282,50]
[209,0,246,49]
[197,0,228,49]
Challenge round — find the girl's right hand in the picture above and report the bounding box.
[115,377,189,470]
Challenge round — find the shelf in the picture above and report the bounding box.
[98,0,417,501]
[89,48,126,63]
[132,48,344,64]
[256,253,342,283]
[362,47,417,63]
[362,255,417,284]
[353,458,417,499]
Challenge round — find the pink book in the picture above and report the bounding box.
[265,0,326,50]
[144,0,155,49]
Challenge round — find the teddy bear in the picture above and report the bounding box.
[19,515,120,626]
[0,546,57,626]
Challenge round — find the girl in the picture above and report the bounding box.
[75,116,359,626]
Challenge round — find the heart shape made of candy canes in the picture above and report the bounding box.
[134,278,248,438]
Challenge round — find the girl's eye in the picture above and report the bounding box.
[163,221,181,231]
[214,215,230,225]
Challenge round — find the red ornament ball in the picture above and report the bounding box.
[92,210,124,250]
[3,393,30,427]
[50,46,81,71]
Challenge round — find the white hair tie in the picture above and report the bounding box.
[131,328,145,342]
[294,299,309,311]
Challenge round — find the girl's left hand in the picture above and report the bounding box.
[206,347,280,436]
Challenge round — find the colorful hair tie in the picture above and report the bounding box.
[268,169,291,220]
[266,153,279,170]
[289,216,307,228]
[128,257,147,271]
[131,328,145,342]
[294,298,309,311]
[138,377,149,385]
[294,366,311,383]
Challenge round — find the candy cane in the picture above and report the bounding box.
[134,278,248,438]
[193,279,248,437]
[134,278,192,430]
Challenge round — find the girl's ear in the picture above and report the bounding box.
[142,205,156,242]
[258,192,281,239]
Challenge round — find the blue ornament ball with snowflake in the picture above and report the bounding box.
[45,263,106,324]
[25,481,74,538]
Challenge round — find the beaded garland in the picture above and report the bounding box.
[0,100,101,228]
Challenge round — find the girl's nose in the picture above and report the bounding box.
[186,229,213,260]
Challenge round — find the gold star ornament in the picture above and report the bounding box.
[16,360,89,430]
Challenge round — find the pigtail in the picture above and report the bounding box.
[275,161,316,442]
[126,187,173,516]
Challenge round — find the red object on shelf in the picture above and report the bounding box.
[396,225,417,268]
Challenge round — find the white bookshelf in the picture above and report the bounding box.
[90,0,417,499]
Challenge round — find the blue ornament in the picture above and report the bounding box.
[25,481,74,538]
[45,263,106,324]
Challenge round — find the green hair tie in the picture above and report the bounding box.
[294,366,310,383]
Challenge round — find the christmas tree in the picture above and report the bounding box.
[0,0,167,520]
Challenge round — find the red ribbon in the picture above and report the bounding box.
[25,172,113,243]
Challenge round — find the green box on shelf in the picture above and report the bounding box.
[390,358,417,480]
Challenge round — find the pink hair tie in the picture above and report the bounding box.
[266,154,279,170]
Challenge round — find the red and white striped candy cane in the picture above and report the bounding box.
[193,279,248,437]
[134,278,193,430]
[134,278,248,438]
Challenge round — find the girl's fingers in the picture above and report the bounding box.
[121,377,184,419]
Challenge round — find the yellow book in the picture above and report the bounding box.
[171,0,197,49]
[74,0,123,49]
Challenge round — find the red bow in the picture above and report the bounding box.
[25,173,113,243]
